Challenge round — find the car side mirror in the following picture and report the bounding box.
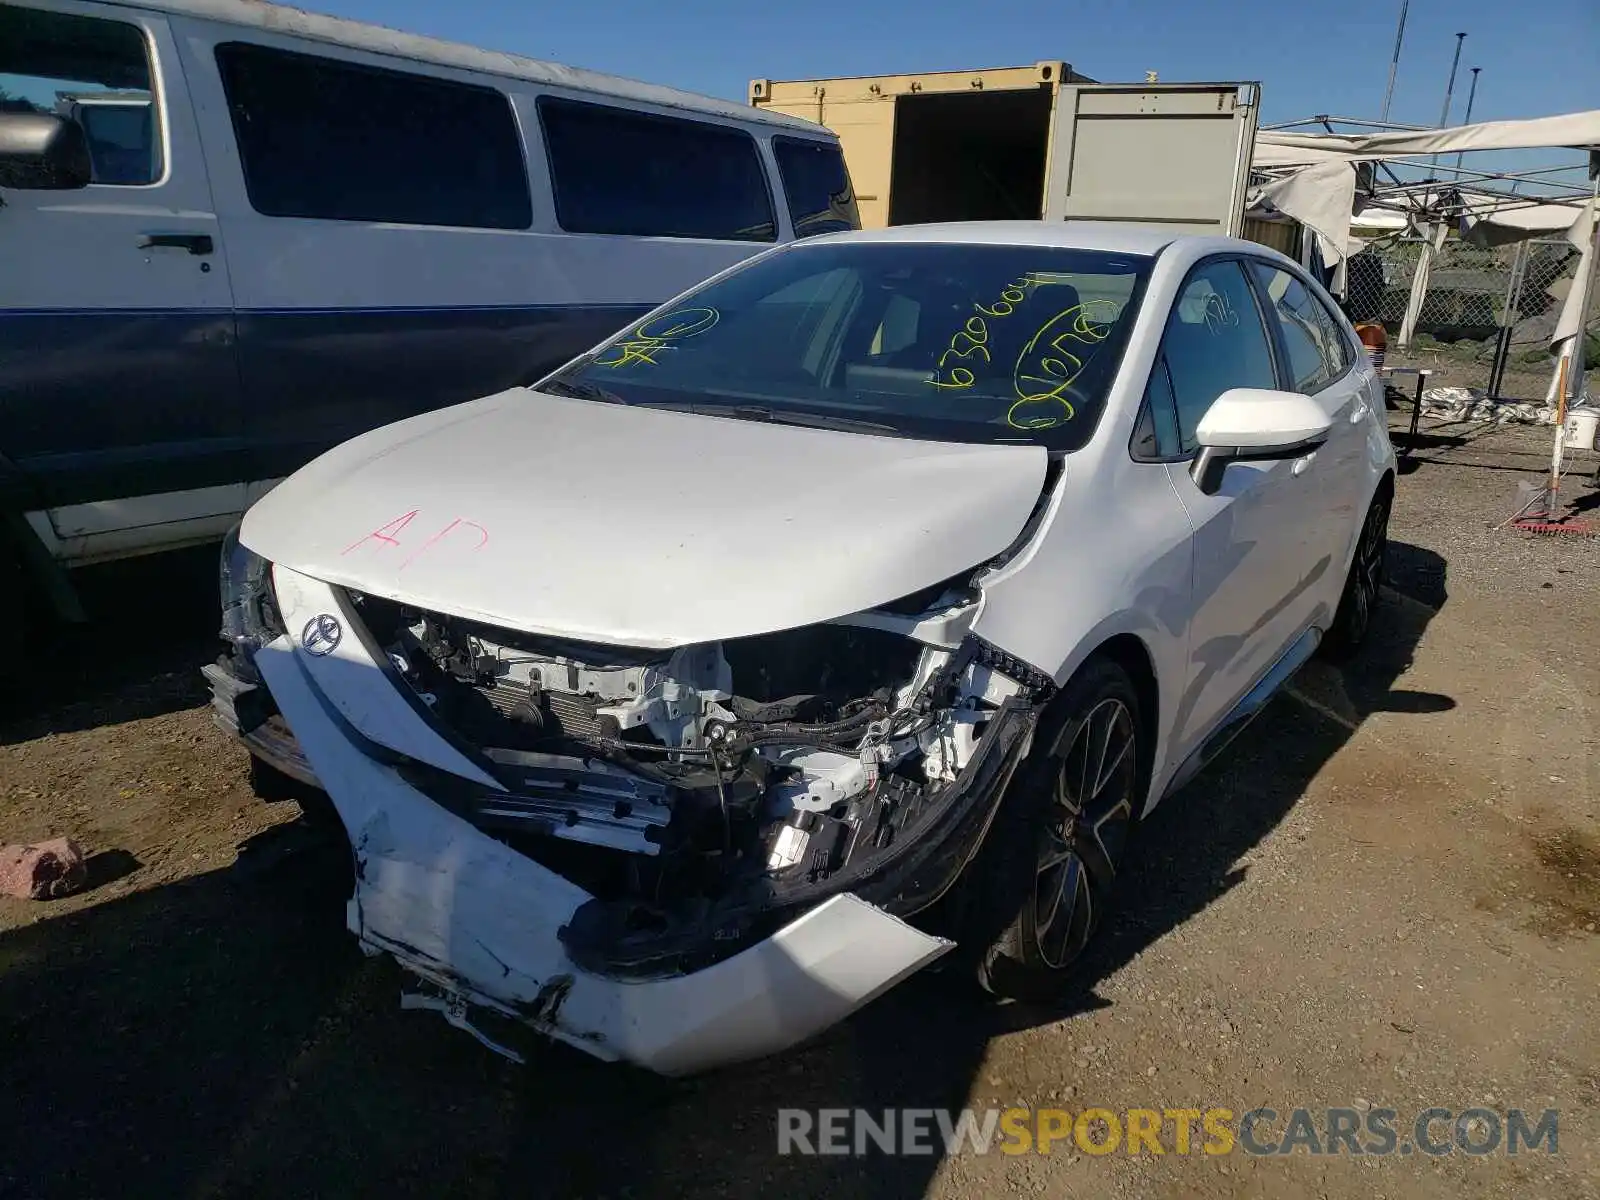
[0,111,92,192]
[1189,387,1333,495]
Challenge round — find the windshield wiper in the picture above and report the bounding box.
[540,378,628,405]
[719,405,901,435]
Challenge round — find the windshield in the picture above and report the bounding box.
[547,240,1152,449]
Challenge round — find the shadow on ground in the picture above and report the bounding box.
[0,545,1449,1198]
[1,544,222,744]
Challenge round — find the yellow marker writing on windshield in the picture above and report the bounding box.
[596,306,720,368]
[1007,301,1116,430]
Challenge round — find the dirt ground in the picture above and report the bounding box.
[2,413,1597,1200]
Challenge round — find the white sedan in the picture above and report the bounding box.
[208,221,1395,1073]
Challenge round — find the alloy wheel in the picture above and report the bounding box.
[1033,696,1137,970]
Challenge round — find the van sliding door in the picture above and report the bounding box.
[1042,83,1260,237]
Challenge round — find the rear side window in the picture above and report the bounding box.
[538,96,775,241]
[772,136,859,238]
[1248,262,1353,392]
[214,42,531,229]
[0,5,160,184]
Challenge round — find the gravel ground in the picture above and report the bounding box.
[1,412,1596,1199]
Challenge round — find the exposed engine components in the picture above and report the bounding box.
[336,584,1041,974]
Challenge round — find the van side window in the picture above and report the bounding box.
[214,42,531,229]
[771,137,859,238]
[537,96,776,242]
[0,5,160,185]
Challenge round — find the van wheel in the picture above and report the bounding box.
[1322,488,1390,660]
[0,539,30,666]
[965,658,1141,1003]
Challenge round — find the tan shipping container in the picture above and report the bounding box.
[752,67,1260,238]
[751,63,1091,230]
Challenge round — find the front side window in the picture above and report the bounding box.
[1161,259,1278,451]
[0,4,160,184]
[215,42,531,229]
[545,241,1151,450]
[1248,261,1352,392]
[772,136,859,238]
[539,97,776,241]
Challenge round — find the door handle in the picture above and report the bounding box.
[1291,450,1317,477]
[1349,403,1366,424]
[138,232,213,256]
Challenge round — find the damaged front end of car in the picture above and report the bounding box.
[356,575,1051,979]
[206,479,1059,1073]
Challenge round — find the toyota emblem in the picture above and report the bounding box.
[300,613,343,656]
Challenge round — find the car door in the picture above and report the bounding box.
[0,0,243,561]
[1244,258,1371,597]
[1150,257,1325,763]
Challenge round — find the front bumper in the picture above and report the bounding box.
[230,612,954,1075]
[202,660,320,790]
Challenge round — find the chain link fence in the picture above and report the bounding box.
[1349,235,1594,402]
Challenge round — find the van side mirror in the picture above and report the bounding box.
[1189,387,1333,495]
[0,111,92,191]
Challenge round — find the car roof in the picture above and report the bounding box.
[804,221,1276,262]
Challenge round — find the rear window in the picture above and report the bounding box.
[215,42,532,229]
[537,96,776,242]
[772,136,859,238]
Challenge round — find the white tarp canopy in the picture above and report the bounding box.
[1250,111,1600,264]
[1249,111,1600,397]
[1547,199,1596,402]
[1457,192,1589,245]
[1256,110,1600,163]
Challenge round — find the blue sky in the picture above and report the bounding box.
[7,0,1593,185]
[313,0,1596,130]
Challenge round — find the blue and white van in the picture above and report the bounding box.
[0,0,855,609]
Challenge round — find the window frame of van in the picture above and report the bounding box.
[0,0,168,188]
[768,133,859,239]
[533,92,780,243]
[211,37,534,230]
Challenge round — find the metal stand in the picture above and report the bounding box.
[1383,367,1433,457]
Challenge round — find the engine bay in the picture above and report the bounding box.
[341,586,1045,974]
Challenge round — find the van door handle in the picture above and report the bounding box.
[1291,451,1317,477]
[138,233,213,256]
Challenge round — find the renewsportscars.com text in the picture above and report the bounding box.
[776,1106,1559,1157]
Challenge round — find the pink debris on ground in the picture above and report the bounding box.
[0,838,88,900]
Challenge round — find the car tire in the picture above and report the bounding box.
[963,657,1143,1003]
[1321,486,1390,661]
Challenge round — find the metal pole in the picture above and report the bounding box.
[1379,0,1410,123]
[1452,68,1481,171]
[1488,238,1530,398]
[1431,33,1467,170]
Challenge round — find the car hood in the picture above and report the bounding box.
[240,388,1050,648]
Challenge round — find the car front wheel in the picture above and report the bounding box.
[966,657,1142,1002]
